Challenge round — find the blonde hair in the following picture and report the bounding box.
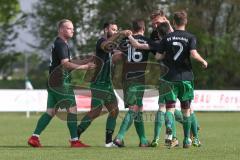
[57,19,72,30]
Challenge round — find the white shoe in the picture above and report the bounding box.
[105,142,118,148]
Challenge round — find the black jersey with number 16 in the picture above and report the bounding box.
[121,35,151,80]
[158,30,197,81]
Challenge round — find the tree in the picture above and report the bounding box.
[169,0,240,89]
[30,0,98,56]
[31,0,170,55]
[30,0,240,89]
[0,0,25,53]
[0,0,26,79]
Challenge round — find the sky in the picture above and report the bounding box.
[15,0,37,52]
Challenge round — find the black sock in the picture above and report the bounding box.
[77,126,85,139]
[106,129,114,144]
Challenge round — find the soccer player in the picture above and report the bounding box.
[149,10,190,148]
[156,18,201,149]
[128,10,207,148]
[77,22,129,147]
[155,10,207,148]
[113,19,153,147]
[27,19,95,148]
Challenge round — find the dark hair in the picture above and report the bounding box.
[173,10,187,26]
[150,10,165,20]
[57,19,71,30]
[132,19,145,32]
[156,22,170,37]
[103,21,117,29]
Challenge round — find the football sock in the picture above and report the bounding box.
[33,112,53,135]
[191,112,199,139]
[174,109,183,124]
[106,113,117,131]
[172,114,177,138]
[134,111,148,144]
[67,113,78,139]
[153,111,165,140]
[105,129,114,144]
[77,115,92,138]
[165,111,174,133]
[116,110,134,140]
[183,116,191,140]
[105,113,117,143]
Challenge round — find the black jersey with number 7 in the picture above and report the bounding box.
[158,30,197,81]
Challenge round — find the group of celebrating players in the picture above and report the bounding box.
[27,9,208,149]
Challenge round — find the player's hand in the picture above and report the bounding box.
[126,30,132,37]
[86,62,96,70]
[120,30,132,37]
[202,60,208,69]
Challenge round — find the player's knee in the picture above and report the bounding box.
[181,108,191,117]
[67,106,77,114]
[46,109,57,117]
[129,105,139,112]
[88,107,102,119]
[109,107,119,117]
[158,104,166,112]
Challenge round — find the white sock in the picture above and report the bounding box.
[71,137,78,141]
[32,134,39,138]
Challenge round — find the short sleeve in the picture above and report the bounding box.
[189,36,197,50]
[96,37,106,51]
[55,42,69,60]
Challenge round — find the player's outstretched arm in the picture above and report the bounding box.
[77,62,96,70]
[127,35,150,50]
[190,50,208,68]
[61,59,96,70]
[100,30,131,51]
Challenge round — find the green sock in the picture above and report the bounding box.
[34,112,53,135]
[183,116,191,139]
[191,112,199,139]
[153,111,165,140]
[67,113,78,139]
[117,110,134,140]
[134,112,148,144]
[106,115,117,131]
[172,116,177,138]
[165,111,174,133]
[77,115,92,137]
[174,109,183,124]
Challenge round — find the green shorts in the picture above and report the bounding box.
[158,80,194,104]
[90,83,117,108]
[123,80,145,107]
[47,86,76,109]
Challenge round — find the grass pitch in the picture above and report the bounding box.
[0,112,240,160]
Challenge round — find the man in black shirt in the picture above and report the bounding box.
[150,11,188,148]
[114,19,151,147]
[28,19,95,148]
[77,22,130,147]
[127,10,207,148]
[156,11,207,148]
